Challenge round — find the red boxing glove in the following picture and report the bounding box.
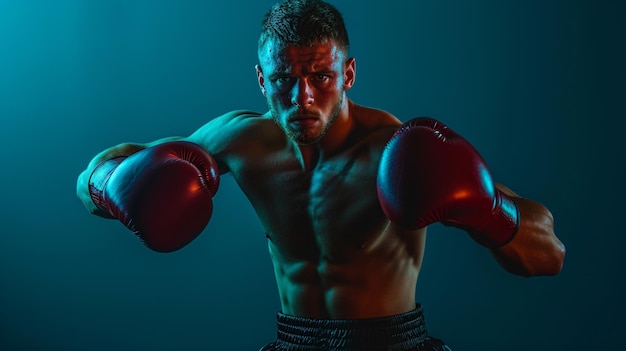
[377,117,519,248]
[88,141,220,252]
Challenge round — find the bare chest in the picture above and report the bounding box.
[233,145,389,261]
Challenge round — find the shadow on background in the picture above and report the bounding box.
[0,0,623,350]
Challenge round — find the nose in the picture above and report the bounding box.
[291,78,314,107]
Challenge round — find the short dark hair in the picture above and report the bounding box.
[258,0,349,54]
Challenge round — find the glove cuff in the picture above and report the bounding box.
[468,191,520,248]
[88,156,126,218]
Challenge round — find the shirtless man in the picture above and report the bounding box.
[76,1,565,349]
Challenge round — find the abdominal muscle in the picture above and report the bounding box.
[268,226,426,320]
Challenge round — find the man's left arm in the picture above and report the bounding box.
[490,183,565,277]
[376,117,565,277]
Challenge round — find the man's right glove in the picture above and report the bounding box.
[88,141,220,252]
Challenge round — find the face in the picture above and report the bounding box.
[256,39,355,145]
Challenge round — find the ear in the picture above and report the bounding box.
[256,64,267,96]
[343,57,356,91]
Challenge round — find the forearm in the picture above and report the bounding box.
[490,184,566,277]
[86,137,183,168]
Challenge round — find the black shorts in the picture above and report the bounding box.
[259,304,451,350]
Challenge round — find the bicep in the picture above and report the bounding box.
[184,110,263,174]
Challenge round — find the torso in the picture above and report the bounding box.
[193,102,427,319]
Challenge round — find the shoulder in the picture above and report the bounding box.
[194,109,267,133]
[351,102,402,129]
[184,110,282,170]
[349,101,402,147]
[185,110,274,149]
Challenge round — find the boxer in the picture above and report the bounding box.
[77,1,565,349]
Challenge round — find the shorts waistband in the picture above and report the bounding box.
[274,305,429,350]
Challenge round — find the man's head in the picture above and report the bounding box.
[256,0,355,145]
[258,0,349,58]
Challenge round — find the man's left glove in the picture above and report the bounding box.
[377,117,519,248]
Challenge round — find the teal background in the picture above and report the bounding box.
[1,0,623,349]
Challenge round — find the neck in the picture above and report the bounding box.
[293,98,354,171]
[293,145,319,172]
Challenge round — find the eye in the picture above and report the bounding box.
[274,76,293,85]
[315,74,330,82]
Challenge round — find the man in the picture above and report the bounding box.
[76,0,565,350]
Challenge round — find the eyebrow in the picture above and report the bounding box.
[267,72,291,81]
[312,70,337,75]
[268,68,337,80]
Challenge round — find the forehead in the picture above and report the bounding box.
[258,39,346,73]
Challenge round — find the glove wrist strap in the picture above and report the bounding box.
[88,156,127,218]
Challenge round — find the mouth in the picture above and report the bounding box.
[288,112,320,126]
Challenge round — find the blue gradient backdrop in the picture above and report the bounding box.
[1,0,623,350]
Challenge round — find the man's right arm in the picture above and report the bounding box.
[76,109,260,217]
[75,110,263,252]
